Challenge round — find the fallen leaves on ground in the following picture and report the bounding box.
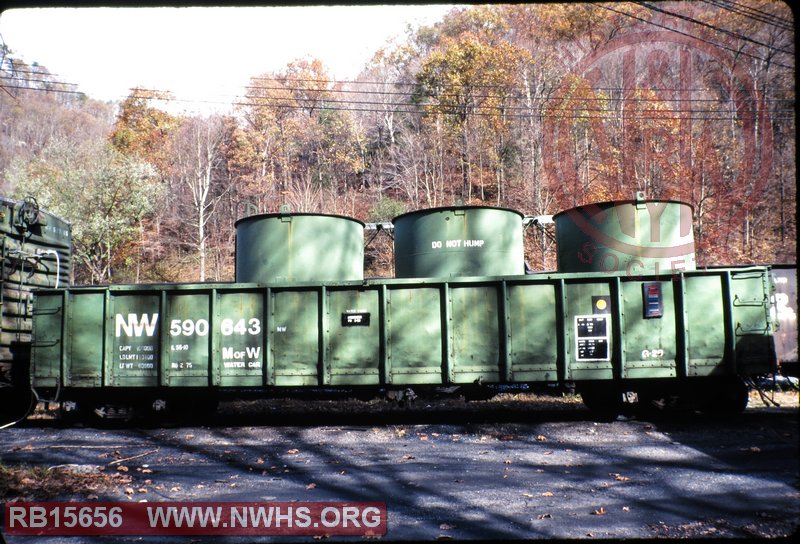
[0,463,131,501]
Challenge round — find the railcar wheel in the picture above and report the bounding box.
[697,377,749,415]
[634,388,694,420]
[169,397,219,421]
[577,383,624,421]
[462,384,495,402]
[0,387,36,427]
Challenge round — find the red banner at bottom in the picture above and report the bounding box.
[5,501,387,536]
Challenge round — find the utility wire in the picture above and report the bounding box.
[0,33,14,99]
[234,94,794,115]
[2,80,792,122]
[247,72,794,92]
[4,69,796,103]
[128,93,794,122]
[634,1,793,56]
[588,2,794,70]
[723,0,795,28]
[1,66,69,78]
[0,58,83,97]
[700,0,794,32]
[139,77,797,104]
[0,75,81,88]
[240,81,794,104]
[0,83,86,95]
[4,73,793,120]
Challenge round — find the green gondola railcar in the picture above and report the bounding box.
[30,266,776,416]
[23,195,781,420]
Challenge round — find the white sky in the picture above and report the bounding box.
[0,5,457,114]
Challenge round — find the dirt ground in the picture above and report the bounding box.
[4,389,797,503]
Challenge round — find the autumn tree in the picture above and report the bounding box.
[7,138,161,284]
[235,73,294,210]
[110,89,178,174]
[237,58,361,214]
[1,49,113,191]
[167,115,232,282]
[415,33,531,203]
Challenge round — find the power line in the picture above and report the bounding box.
[700,0,794,32]
[0,75,81,88]
[4,71,792,119]
[248,74,533,92]
[129,91,795,122]
[4,68,795,106]
[0,58,84,97]
[0,34,13,99]
[136,79,798,110]
[1,66,69,78]
[241,82,794,104]
[0,83,86,96]
[235,94,795,114]
[588,2,794,70]
[728,0,792,25]
[723,0,795,28]
[634,1,793,56]
[2,75,792,122]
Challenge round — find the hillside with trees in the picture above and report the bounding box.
[1,2,794,284]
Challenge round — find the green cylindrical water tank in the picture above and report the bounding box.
[553,197,695,275]
[235,212,364,283]
[392,206,525,278]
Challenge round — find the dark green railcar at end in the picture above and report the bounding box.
[29,265,777,419]
[1,196,72,421]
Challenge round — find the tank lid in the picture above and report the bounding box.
[552,197,694,220]
[235,211,365,229]
[392,205,523,224]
